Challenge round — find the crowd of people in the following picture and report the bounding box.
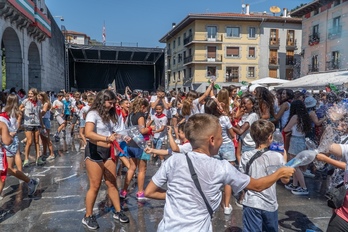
[0,82,347,231]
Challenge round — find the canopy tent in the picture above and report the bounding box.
[275,71,348,90]
[251,77,290,86]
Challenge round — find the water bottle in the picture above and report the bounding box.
[285,150,317,168]
[305,138,324,169]
[128,126,147,150]
[270,128,284,152]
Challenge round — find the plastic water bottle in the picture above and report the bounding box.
[270,128,284,152]
[128,126,147,150]
[285,150,317,168]
[305,138,325,169]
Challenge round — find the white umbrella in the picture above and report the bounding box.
[251,77,290,85]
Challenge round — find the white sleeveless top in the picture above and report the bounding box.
[280,102,290,129]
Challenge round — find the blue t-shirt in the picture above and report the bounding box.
[63,99,71,115]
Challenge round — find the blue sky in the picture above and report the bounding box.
[46,0,308,48]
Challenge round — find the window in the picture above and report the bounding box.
[226,67,239,82]
[207,46,216,58]
[332,51,339,69]
[178,36,181,46]
[226,27,240,37]
[248,67,255,78]
[188,68,192,78]
[313,25,319,35]
[178,71,181,81]
[270,29,279,45]
[207,26,217,39]
[313,8,319,15]
[173,40,176,49]
[248,27,256,38]
[178,54,182,63]
[333,16,341,28]
[333,0,340,6]
[248,47,255,58]
[226,47,239,57]
[207,66,216,77]
[173,72,176,82]
[287,30,295,45]
[173,56,176,65]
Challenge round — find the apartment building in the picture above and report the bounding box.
[291,0,348,76]
[159,7,302,91]
[63,30,90,45]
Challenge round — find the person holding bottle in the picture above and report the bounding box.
[82,89,129,230]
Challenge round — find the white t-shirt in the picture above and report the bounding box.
[178,142,192,153]
[239,112,259,147]
[340,144,348,161]
[80,105,90,119]
[52,99,64,117]
[219,116,233,144]
[152,114,168,139]
[240,149,285,211]
[85,110,124,136]
[152,151,250,232]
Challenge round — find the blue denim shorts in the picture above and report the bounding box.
[127,146,143,159]
[288,136,306,155]
[43,118,51,129]
[153,138,164,150]
[79,119,86,128]
[214,143,236,162]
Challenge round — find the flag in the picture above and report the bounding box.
[102,22,106,45]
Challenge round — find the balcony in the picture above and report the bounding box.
[269,57,279,69]
[308,33,320,46]
[184,35,193,45]
[269,38,280,49]
[286,39,297,50]
[184,56,193,64]
[184,55,223,65]
[308,64,319,73]
[328,25,342,40]
[184,32,223,46]
[226,75,239,82]
[0,0,51,41]
[167,49,172,56]
[326,60,340,70]
[286,56,296,65]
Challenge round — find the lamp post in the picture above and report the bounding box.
[53,16,64,21]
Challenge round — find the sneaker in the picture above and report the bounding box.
[36,157,46,166]
[291,187,309,195]
[224,204,233,215]
[120,190,127,199]
[23,159,29,167]
[82,215,99,230]
[234,199,243,208]
[54,135,60,142]
[113,211,129,223]
[28,178,39,196]
[136,191,145,200]
[46,155,55,161]
[284,183,299,191]
[303,170,315,178]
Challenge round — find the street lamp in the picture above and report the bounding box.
[53,16,64,21]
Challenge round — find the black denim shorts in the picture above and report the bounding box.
[85,141,111,162]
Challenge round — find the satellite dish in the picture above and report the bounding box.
[270,6,281,14]
[242,4,246,8]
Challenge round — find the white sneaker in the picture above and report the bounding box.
[224,204,233,215]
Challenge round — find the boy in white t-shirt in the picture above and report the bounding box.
[51,92,65,142]
[151,104,168,165]
[144,113,295,232]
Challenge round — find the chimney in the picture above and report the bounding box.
[172,23,176,28]
[283,8,287,17]
[245,4,250,15]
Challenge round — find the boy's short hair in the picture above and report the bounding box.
[184,113,220,149]
[155,104,164,109]
[87,94,95,104]
[250,120,275,148]
[156,86,165,93]
[57,92,64,97]
[178,122,185,132]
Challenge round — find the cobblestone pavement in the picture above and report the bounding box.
[0,124,332,231]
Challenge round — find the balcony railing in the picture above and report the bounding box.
[286,39,297,50]
[308,33,320,46]
[326,60,340,70]
[269,38,280,48]
[328,25,342,39]
[184,56,193,64]
[226,76,239,82]
[286,57,296,65]
[269,57,278,65]
[183,35,193,45]
[308,64,319,73]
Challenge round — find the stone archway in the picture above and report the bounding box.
[28,42,41,90]
[1,27,22,89]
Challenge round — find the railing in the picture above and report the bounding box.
[308,64,319,73]
[308,33,320,46]
[286,56,296,65]
[269,38,280,47]
[326,60,340,70]
[328,25,342,39]
[269,57,278,65]
[184,56,193,64]
[226,76,239,82]
[183,35,193,45]
[286,39,297,49]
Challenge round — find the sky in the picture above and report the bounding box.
[46,0,309,48]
